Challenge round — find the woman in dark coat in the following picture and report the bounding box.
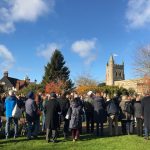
[141,95,150,140]
[69,97,82,142]
[44,92,61,143]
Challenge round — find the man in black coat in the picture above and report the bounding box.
[141,94,150,140]
[44,92,61,143]
[106,95,119,136]
[57,93,70,139]
[93,92,106,136]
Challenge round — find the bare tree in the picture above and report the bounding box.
[75,74,98,87]
[134,45,150,76]
[134,45,150,94]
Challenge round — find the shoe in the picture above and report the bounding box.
[75,137,78,141]
[27,137,32,140]
[73,139,76,142]
[32,135,38,139]
[144,137,149,140]
[50,139,57,143]
[14,136,16,139]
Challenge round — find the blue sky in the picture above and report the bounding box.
[0,0,150,83]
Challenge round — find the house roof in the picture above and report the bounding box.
[0,76,18,87]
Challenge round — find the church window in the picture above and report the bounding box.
[116,72,117,77]
[119,72,121,77]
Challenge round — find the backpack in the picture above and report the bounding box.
[107,100,118,115]
[124,101,133,114]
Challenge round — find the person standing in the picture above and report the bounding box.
[134,94,143,137]
[84,91,94,133]
[141,93,150,140]
[0,96,4,129]
[44,92,61,143]
[120,95,134,135]
[69,97,83,142]
[5,90,18,139]
[93,92,106,136]
[41,94,49,132]
[57,92,70,139]
[106,95,119,136]
[25,91,37,140]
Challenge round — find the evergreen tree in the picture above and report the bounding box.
[42,49,74,89]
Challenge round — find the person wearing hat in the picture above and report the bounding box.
[44,92,61,143]
[25,91,38,140]
[5,90,18,139]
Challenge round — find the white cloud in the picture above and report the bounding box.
[71,39,96,57]
[37,43,61,60]
[85,54,97,65]
[126,0,150,29]
[0,0,55,33]
[71,39,97,64]
[0,44,15,71]
[113,53,118,57]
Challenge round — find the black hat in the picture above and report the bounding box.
[50,92,57,98]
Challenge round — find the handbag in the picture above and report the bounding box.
[12,104,22,118]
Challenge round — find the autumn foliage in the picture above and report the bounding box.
[45,80,67,94]
[137,75,150,94]
[76,85,129,96]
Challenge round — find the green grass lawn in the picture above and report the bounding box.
[0,134,150,150]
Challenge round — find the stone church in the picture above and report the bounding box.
[106,56,125,86]
[106,55,145,93]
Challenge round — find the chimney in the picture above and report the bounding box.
[4,71,8,77]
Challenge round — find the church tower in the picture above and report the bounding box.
[106,55,125,86]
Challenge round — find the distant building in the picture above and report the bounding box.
[0,71,30,92]
[106,55,125,85]
[106,56,148,94]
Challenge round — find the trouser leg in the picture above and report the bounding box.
[114,116,118,136]
[5,117,11,137]
[32,119,39,137]
[136,118,140,136]
[121,120,126,134]
[0,117,2,128]
[139,119,143,136]
[86,115,90,133]
[126,120,130,134]
[108,117,113,136]
[27,121,32,139]
[130,120,134,134]
[72,129,75,139]
[100,122,104,136]
[96,122,99,136]
[46,128,50,141]
[52,129,57,141]
[64,119,69,138]
[13,118,18,137]
[75,129,80,139]
[144,127,149,138]
[91,115,94,133]
[42,112,45,131]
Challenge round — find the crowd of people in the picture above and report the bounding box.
[0,90,150,143]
